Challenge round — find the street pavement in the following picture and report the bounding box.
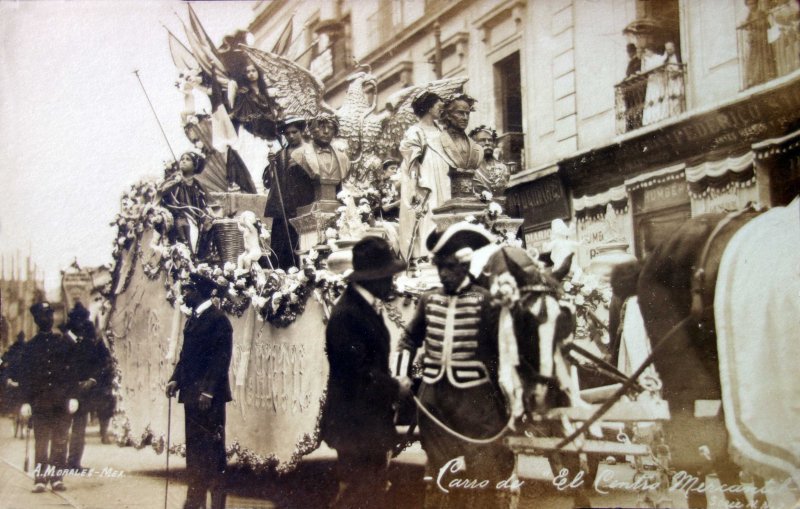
[0,416,793,509]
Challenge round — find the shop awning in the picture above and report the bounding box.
[685,152,755,198]
[573,185,627,219]
[753,128,800,159]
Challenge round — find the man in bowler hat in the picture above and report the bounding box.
[65,302,113,470]
[321,236,409,508]
[166,272,233,509]
[14,301,78,493]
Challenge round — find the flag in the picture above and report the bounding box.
[166,28,197,70]
[271,17,293,56]
[209,67,238,152]
[226,146,257,194]
[181,4,225,75]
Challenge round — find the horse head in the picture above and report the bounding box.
[482,246,576,416]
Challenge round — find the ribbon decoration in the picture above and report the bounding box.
[497,306,524,424]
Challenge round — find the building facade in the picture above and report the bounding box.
[248,0,799,266]
[0,255,45,349]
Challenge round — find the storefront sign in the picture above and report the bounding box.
[633,180,689,213]
[507,174,570,229]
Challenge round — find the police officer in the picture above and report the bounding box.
[65,302,113,470]
[14,302,78,493]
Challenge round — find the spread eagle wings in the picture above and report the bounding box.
[373,77,469,160]
[239,45,334,120]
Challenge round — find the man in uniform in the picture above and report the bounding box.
[65,302,113,470]
[166,273,233,509]
[321,236,408,508]
[397,222,514,508]
[14,302,78,493]
[263,115,313,269]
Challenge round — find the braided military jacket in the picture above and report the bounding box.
[399,282,500,388]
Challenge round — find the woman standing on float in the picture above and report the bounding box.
[398,91,449,260]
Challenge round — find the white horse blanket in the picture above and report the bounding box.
[715,197,800,485]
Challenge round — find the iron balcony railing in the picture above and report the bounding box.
[614,63,687,134]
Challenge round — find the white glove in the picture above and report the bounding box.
[68,399,79,414]
[20,403,32,418]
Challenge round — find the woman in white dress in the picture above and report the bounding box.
[398,91,449,260]
[663,42,685,117]
[641,46,668,126]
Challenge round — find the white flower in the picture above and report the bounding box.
[287,267,299,275]
[574,294,585,306]
[488,202,503,215]
[223,262,236,275]
[563,282,574,292]
[481,190,493,201]
[465,215,477,223]
[308,249,319,261]
[490,272,520,308]
[336,189,350,201]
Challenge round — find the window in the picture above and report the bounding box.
[494,51,524,168]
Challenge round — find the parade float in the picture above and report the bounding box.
[102,12,670,499]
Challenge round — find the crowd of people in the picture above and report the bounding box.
[0,301,114,493]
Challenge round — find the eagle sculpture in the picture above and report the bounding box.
[240,45,469,190]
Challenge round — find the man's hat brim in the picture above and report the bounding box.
[346,258,406,282]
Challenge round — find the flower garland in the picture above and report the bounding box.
[110,392,328,474]
[465,198,523,248]
[561,274,612,345]
[106,176,348,328]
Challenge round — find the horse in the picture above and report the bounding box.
[633,198,800,508]
[474,245,611,506]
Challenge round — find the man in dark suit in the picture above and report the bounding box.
[321,236,408,509]
[65,302,113,470]
[262,116,313,269]
[166,273,233,509]
[14,302,78,493]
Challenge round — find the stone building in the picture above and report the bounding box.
[0,254,45,349]
[247,0,799,266]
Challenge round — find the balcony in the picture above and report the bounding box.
[614,63,686,134]
[737,0,800,90]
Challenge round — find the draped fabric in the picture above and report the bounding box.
[716,198,800,484]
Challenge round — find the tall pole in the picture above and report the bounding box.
[433,21,443,79]
[133,70,179,163]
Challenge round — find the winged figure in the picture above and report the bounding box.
[239,45,468,189]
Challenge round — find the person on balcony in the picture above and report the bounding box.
[664,41,685,117]
[642,45,668,126]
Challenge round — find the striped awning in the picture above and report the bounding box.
[685,152,755,198]
[573,185,628,218]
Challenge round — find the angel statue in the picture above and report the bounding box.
[236,210,263,274]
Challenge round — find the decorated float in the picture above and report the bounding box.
[102,10,671,499]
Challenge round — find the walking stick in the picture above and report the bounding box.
[164,396,172,509]
[23,418,31,472]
